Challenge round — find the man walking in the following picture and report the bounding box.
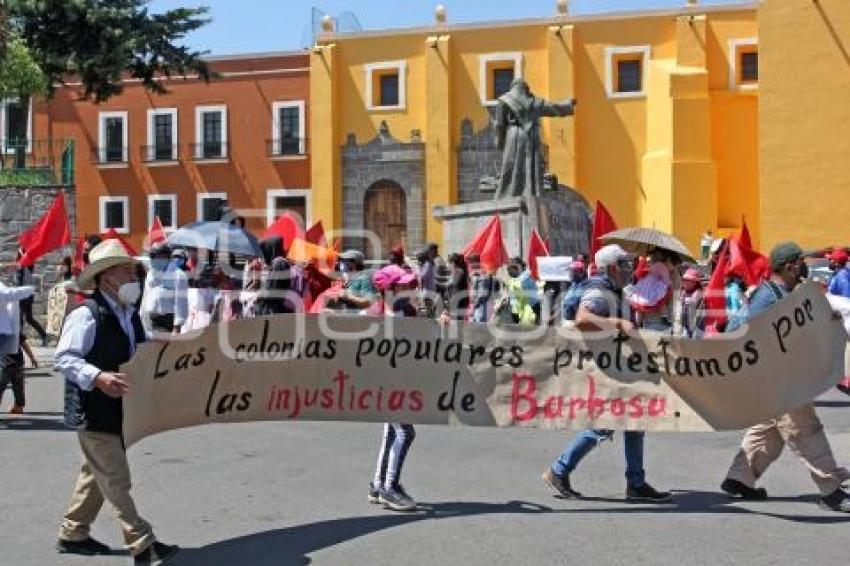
[55,239,179,563]
[722,242,850,512]
[542,245,672,503]
[141,243,189,334]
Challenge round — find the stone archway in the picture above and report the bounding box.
[364,180,407,260]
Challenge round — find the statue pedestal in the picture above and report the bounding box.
[432,191,591,259]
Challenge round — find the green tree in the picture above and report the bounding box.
[6,0,212,102]
[0,35,49,169]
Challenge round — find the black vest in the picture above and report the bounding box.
[63,291,147,435]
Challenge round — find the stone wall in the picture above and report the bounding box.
[0,186,77,338]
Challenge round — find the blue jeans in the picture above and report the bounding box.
[551,429,646,488]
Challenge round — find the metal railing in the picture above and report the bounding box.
[0,139,75,186]
[189,141,230,161]
[266,137,308,157]
[140,144,179,163]
[91,146,128,165]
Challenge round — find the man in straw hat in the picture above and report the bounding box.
[54,239,179,563]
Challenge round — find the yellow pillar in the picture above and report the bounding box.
[424,34,452,247]
[546,24,577,187]
[310,43,341,233]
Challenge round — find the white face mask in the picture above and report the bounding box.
[117,281,141,306]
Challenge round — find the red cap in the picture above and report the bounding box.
[830,248,849,264]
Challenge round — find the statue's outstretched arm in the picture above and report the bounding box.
[539,97,577,117]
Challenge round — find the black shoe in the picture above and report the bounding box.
[626,483,673,503]
[135,542,179,565]
[819,488,850,513]
[721,478,768,501]
[56,537,112,556]
[542,468,582,499]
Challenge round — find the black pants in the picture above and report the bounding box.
[149,313,176,333]
[20,297,47,341]
[0,355,25,407]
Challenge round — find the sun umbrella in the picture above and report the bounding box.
[167,221,262,257]
[600,227,695,262]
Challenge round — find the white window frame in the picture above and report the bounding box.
[479,52,523,106]
[196,191,228,222]
[365,61,407,111]
[270,100,306,157]
[147,194,178,231]
[604,46,651,99]
[194,105,228,160]
[728,38,759,92]
[146,108,178,163]
[0,98,33,153]
[99,196,130,234]
[266,188,312,228]
[97,110,129,165]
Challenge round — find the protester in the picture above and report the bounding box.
[721,242,850,512]
[389,245,406,267]
[367,264,419,511]
[677,268,705,337]
[54,239,179,561]
[141,243,188,334]
[416,242,439,317]
[182,266,219,333]
[46,256,77,338]
[827,248,850,298]
[542,244,672,503]
[504,258,538,325]
[441,253,471,321]
[255,237,296,316]
[240,258,263,318]
[1,279,36,414]
[469,253,500,323]
[326,250,376,312]
[560,260,589,322]
[700,230,714,261]
[15,249,49,346]
[628,249,679,331]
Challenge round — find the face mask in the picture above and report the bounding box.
[117,281,141,306]
[151,258,170,271]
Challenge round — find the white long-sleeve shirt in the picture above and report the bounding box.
[0,283,34,334]
[54,292,146,391]
[142,263,189,328]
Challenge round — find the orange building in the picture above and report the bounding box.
[33,51,311,249]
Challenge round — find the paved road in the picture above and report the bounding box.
[2,348,849,565]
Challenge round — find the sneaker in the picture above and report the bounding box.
[134,541,179,565]
[721,478,768,501]
[626,483,673,503]
[378,485,418,511]
[819,488,850,513]
[9,405,23,414]
[368,482,380,504]
[541,468,582,499]
[56,537,112,556]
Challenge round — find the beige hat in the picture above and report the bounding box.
[77,239,138,290]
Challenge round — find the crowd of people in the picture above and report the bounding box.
[1,224,849,562]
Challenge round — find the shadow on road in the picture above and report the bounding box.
[0,415,69,432]
[168,494,850,565]
[815,400,850,408]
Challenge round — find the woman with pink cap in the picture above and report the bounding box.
[366,264,419,511]
[678,267,705,337]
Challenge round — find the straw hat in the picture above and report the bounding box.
[77,239,138,290]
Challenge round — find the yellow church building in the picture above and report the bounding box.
[310,0,848,256]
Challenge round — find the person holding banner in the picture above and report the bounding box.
[722,242,850,512]
[368,264,420,512]
[54,240,179,562]
[543,245,673,503]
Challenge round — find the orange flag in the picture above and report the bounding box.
[527,229,550,280]
[462,216,509,273]
[18,192,72,267]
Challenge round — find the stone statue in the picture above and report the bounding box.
[494,78,576,198]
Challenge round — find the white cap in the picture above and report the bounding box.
[595,244,629,270]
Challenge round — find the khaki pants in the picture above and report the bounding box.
[58,431,155,556]
[726,403,850,496]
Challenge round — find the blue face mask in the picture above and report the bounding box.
[151,258,170,271]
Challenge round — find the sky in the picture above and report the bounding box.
[148,0,749,55]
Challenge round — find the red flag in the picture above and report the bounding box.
[263,211,304,250]
[734,219,753,251]
[527,229,549,280]
[591,200,617,258]
[462,215,509,273]
[73,236,86,271]
[703,244,730,334]
[18,192,72,267]
[146,216,166,248]
[304,221,327,247]
[102,228,138,257]
[726,238,770,287]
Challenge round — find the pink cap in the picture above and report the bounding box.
[569,260,585,270]
[373,264,418,291]
[682,268,703,282]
